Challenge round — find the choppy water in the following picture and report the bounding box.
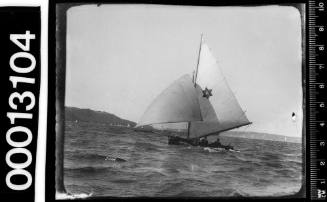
[64,121,303,197]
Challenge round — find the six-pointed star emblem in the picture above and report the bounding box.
[202,87,213,99]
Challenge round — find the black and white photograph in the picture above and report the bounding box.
[55,3,305,199]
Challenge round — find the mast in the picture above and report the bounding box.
[187,34,203,139]
[193,33,203,86]
[187,123,191,138]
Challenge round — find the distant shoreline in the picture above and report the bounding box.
[65,106,302,144]
[220,131,302,144]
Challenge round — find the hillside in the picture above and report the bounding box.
[64,107,302,143]
[65,106,136,127]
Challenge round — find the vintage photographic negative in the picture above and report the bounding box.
[56,3,305,199]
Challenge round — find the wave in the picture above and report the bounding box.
[134,141,162,152]
[66,151,107,159]
[169,188,248,197]
[65,166,108,173]
[156,181,186,195]
[66,151,129,163]
[144,170,168,178]
[64,165,122,176]
[110,179,137,184]
[258,152,282,161]
[237,166,255,173]
[56,192,93,200]
[64,124,303,197]
[65,152,109,163]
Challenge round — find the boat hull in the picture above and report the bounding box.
[167,136,234,150]
[168,136,198,146]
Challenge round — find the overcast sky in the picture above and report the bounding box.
[65,4,303,137]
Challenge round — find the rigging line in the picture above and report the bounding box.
[196,122,253,139]
[193,33,203,85]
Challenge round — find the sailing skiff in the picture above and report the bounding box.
[136,36,252,147]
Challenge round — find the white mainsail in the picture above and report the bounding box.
[189,39,251,138]
[137,75,203,127]
[137,37,251,139]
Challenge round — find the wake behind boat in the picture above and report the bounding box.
[135,35,252,150]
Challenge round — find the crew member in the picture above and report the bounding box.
[199,137,209,147]
[208,137,222,148]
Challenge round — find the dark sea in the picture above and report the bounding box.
[64,121,303,198]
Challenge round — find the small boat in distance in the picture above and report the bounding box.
[136,35,252,149]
